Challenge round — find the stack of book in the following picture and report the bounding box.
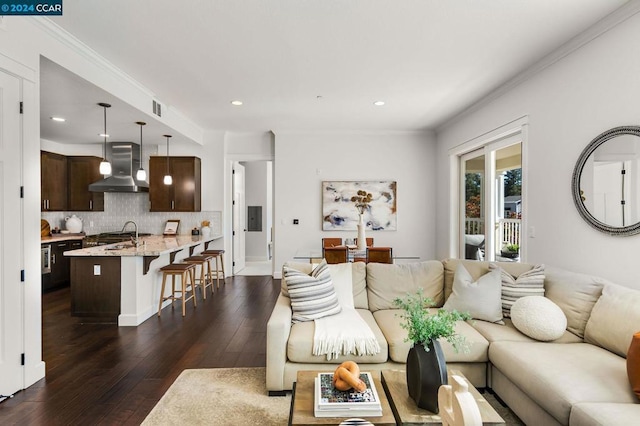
[314,372,382,418]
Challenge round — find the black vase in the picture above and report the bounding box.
[406,340,447,413]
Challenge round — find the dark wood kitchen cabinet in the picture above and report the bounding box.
[47,239,83,291]
[149,156,201,212]
[67,156,105,211]
[70,256,121,321]
[41,151,67,211]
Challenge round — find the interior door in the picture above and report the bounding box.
[0,70,24,397]
[232,162,246,273]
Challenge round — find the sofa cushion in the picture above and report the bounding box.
[372,308,489,363]
[349,261,368,309]
[544,266,606,338]
[488,263,545,318]
[471,318,582,344]
[287,309,388,363]
[510,296,567,341]
[366,261,444,312]
[284,260,341,323]
[490,341,637,425]
[584,283,640,358]
[570,403,640,426]
[443,263,503,324]
[442,259,534,301]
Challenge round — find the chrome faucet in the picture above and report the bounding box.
[121,220,139,247]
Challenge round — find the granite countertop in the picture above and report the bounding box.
[64,234,222,257]
[42,233,86,243]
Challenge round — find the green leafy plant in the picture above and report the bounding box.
[394,289,471,353]
[506,244,519,252]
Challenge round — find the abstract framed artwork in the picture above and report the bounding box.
[322,181,397,231]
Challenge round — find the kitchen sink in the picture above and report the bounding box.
[104,243,134,250]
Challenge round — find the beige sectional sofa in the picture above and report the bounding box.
[266,259,640,425]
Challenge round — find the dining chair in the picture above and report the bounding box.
[322,237,343,248]
[366,246,393,264]
[355,237,374,247]
[323,246,348,264]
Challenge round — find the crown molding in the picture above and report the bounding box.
[271,128,435,138]
[32,17,154,97]
[31,18,204,144]
[436,1,640,132]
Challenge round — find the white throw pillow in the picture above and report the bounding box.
[443,263,503,323]
[283,260,341,323]
[511,296,567,341]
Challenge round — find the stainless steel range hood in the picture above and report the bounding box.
[89,142,149,192]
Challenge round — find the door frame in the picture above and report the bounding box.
[448,116,529,261]
[0,60,44,395]
[225,154,275,277]
[232,162,246,274]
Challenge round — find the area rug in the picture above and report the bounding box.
[142,367,523,425]
[141,368,291,425]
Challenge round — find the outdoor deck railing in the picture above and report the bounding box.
[464,218,521,253]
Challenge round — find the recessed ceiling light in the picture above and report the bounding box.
[99,133,110,138]
[231,100,243,106]
[50,116,66,122]
[373,101,385,106]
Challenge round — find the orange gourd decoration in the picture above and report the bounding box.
[332,361,366,392]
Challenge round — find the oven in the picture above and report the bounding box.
[41,244,52,274]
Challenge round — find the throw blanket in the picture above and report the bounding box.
[313,307,381,361]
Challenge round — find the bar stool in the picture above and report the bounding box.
[201,249,225,289]
[182,254,214,299]
[158,263,197,317]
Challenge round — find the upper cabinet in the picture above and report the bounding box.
[41,151,67,211]
[149,156,201,212]
[41,151,105,212]
[67,156,104,211]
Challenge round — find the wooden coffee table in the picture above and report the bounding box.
[289,370,396,425]
[381,369,505,425]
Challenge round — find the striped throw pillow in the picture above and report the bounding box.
[489,263,545,318]
[284,260,341,323]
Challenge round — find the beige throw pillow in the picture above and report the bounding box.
[584,283,640,357]
[443,263,503,324]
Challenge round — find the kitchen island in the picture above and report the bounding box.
[65,234,223,326]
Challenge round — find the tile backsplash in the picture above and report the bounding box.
[42,192,221,236]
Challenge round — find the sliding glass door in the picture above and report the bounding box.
[461,149,486,260]
[460,141,522,262]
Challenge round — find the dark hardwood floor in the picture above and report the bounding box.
[0,275,281,425]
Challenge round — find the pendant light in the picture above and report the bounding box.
[97,102,112,175]
[135,121,147,181]
[163,134,173,185]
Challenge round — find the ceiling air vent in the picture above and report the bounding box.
[152,100,162,117]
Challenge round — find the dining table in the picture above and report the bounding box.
[293,246,420,263]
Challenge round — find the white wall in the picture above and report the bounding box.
[273,131,436,277]
[436,12,640,288]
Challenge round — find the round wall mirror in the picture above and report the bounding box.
[572,126,640,236]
